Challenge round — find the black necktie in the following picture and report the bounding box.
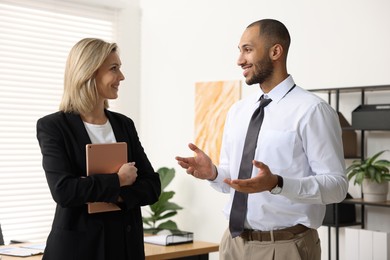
[229,96,272,238]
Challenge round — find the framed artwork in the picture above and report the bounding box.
[194,80,241,164]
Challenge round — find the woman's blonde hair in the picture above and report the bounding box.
[59,38,118,114]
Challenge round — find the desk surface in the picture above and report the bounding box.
[145,240,219,260]
[0,240,219,260]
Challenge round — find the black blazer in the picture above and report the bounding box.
[36,110,161,260]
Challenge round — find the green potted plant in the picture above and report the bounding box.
[346,150,390,202]
[143,167,183,234]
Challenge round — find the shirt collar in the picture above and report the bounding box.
[258,75,296,104]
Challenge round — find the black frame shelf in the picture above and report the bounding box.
[310,85,390,260]
[309,84,390,93]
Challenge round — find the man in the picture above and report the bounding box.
[175,19,348,260]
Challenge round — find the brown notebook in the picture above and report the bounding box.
[86,142,127,214]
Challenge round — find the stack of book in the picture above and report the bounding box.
[144,231,194,246]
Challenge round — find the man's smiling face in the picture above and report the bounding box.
[237,25,274,86]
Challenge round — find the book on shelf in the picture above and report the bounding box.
[144,230,194,246]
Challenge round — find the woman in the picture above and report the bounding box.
[36,38,161,260]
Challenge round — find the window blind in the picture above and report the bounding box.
[0,0,117,243]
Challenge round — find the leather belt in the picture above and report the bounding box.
[240,224,309,242]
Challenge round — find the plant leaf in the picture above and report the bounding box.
[158,167,175,190]
[150,191,175,213]
[355,171,365,185]
[142,167,183,232]
[143,227,162,235]
[157,220,179,231]
[162,201,183,211]
[367,166,376,180]
[366,150,387,166]
[142,218,151,226]
[374,160,390,168]
[346,150,390,184]
[153,202,183,216]
[156,191,175,204]
[347,168,360,180]
[155,211,178,221]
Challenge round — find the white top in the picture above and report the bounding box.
[212,75,348,231]
[83,120,116,144]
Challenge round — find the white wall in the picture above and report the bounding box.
[115,0,142,125]
[134,1,390,259]
[60,0,142,124]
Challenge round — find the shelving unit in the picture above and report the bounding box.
[310,84,390,260]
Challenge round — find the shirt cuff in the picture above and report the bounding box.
[279,176,300,196]
[208,165,225,183]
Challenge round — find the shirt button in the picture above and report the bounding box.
[126,225,131,232]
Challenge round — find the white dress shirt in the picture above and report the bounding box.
[211,75,348,231]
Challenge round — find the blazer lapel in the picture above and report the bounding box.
[105,110,126,142]
[63,112,91,146]
[105,110,133,160]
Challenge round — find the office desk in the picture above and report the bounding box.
[0,240,219,260]
[145,240,219,259]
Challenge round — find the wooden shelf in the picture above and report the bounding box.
[342,198,390,208]
[322,222,361,228]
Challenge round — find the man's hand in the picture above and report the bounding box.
[175,143,217,180]
[223,160,278,193]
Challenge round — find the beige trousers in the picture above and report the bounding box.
[219,228,321,260]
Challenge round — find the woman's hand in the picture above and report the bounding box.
[118,162,138,186]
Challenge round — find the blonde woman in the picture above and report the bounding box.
[37,38,161,260]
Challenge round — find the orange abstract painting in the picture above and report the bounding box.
[195,80,241,164]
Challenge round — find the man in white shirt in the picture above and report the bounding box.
[175,19,348,260]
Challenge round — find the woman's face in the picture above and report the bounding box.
[95,51,125,101]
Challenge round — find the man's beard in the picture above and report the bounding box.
[245,57,274,85]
